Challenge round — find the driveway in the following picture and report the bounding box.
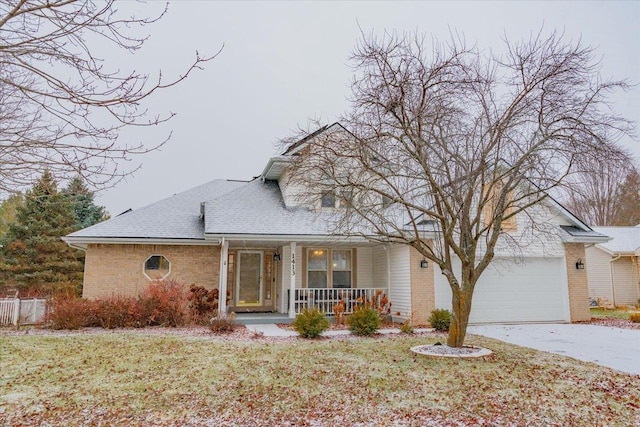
[468,323,640,376]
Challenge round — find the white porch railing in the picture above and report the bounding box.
[292,288,388,315]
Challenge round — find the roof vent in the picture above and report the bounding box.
[200,202,205,220]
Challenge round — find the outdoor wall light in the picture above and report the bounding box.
[575,258,585,270]
[273,250,281,262]
[420,258,428,269]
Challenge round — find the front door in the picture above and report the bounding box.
[236,251,263,307]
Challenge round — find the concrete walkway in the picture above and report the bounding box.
[244,323,431,338]
[469,323,640,376]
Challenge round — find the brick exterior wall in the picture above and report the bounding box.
[564,243,590,322]
[82,244,220,299]
[409,246,435,325]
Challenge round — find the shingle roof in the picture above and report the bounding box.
[559,225,609,241]
[67,179,246,240]
[204,179,336,236]
[592,226,640,253]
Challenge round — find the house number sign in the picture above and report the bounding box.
[291,253,296,275]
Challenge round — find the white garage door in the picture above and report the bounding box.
[434,257,569,324]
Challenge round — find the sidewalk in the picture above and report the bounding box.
[244,323,431,337]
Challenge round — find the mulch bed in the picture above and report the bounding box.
[585,317,640,330]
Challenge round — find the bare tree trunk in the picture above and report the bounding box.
[448,277,475,347]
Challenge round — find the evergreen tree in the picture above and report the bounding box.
[0,193,24,239]
[63,176,108,229]
[0,171,84,296]
[611,168,640,226]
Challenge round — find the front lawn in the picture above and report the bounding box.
[1,331,638,426]
[590,307,633,320]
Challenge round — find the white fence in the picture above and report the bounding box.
[0,298,47,326]
[292,288,388,315]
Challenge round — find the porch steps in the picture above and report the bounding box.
[233,312,293,325]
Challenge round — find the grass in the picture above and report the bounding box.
[1,332,639,426]
[590,307,634,320]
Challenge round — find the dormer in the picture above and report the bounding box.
[260,123,354,208]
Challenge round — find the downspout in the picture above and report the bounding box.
[609,254,621,306]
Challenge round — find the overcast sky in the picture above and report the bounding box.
[96,0,640,216]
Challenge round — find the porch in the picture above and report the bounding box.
[217,239,394,319]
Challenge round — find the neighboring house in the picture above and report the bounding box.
[63,124,608,324]
[586,226,640,307]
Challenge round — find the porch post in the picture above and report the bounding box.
[289,241,296,318]
[218,238,229,314]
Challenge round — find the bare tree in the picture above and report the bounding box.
[0,1,220,193]
[287,30,633,347]
[610,166,640,226]
[562,153,634,226]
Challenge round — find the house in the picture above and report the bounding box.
[585,226,640,307]
[63,124,608,324]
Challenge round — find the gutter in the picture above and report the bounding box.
[204,233,374,244]
[62,236,221,249]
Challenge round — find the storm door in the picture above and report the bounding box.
[236,251,263,307]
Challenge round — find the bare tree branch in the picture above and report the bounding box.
[0,0,221,193]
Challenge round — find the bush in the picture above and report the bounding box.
[429,309,452,331]
[630,313,640,323]
[348,307,381,336]
[93,295,141,329]
[292,308,330,338]
[46,296,95,330]
[209,312,237,334]
[188,284,220,324]
[138,279,188,327]
[399,319,414,334]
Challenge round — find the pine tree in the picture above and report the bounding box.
[0,171,84,296]
[0,193,24,240]
[63,176,108,229]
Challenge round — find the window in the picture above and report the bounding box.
[307,249,353,288]
[321,192,336,208]
[307,249,328,288]
[332,250,352,288]
[144,255,170,280]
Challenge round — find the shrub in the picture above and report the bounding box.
[93,295,141,329]
[45,296,95,330]
[630,313,640,323]
[348,306,381,336]
[292,308,330,338]
[188,284,220,324]
[209,312,237,334]
[355,290,392,317]
[429,309,452,331]
[138,279,188,327]
[399,319,414,334]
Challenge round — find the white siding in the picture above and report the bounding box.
[388,245,411,318]
[278,170,309,208]
[612,258,639,305]
[585,246,615,303]
[477,201,568,258]
[356,247,373,287]
[372,246,388,288]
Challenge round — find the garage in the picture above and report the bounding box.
[434,257,570,324]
